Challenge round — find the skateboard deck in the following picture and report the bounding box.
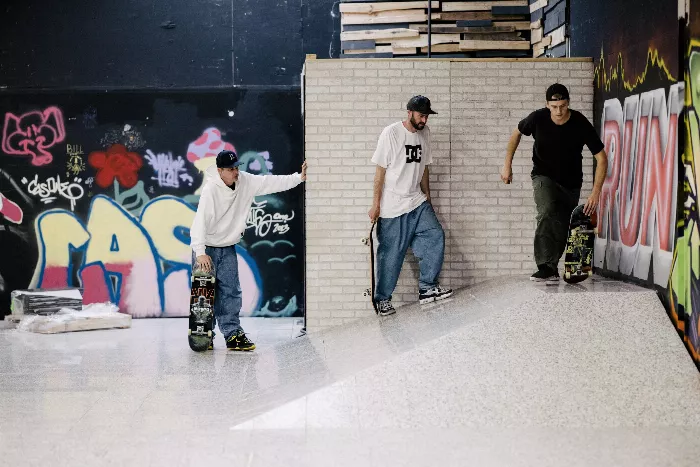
[188,265,216,352]
[563,204,597,284]
[361,222,379,314]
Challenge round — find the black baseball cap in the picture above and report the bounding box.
[216,150,242,168]
[407,95,437,114]
[546,83,570,101]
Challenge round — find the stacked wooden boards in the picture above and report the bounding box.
[340,1,533,58]
[529,0,568,57]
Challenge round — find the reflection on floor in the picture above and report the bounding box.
[1,276,700,466]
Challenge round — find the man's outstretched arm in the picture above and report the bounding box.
[254,161,308,196]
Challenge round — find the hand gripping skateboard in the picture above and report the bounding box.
[188,263,216,351]
[361,222,380,314]
[563,204,597,284]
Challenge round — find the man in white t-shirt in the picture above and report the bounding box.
[368,95,452,316]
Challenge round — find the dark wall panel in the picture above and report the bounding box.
[230,0,302,86]
[0,0,341,89]
[0,0,233,89]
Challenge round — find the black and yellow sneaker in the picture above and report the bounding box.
[208,339,214,350]
[226,331,256,351]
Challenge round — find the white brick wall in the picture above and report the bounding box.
[304,58,595,330]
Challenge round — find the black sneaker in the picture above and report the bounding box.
[376,300,396,316]
[208,340,214,350]
[419,285,453,304]
[226,331,256,351]
[530,266,559,283]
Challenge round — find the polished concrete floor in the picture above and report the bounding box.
[1,276,700,466]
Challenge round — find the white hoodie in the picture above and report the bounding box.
[190,164,303,257]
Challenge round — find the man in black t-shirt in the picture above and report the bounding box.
[500,83,608,282]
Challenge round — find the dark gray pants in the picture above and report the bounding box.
[532,175,580,271]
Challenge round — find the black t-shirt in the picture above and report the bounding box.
[518,108,605,190]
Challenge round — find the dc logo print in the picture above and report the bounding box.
[405,145,422,163]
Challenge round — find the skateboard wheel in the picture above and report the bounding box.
[361,237,369,245]
[363,289,370,296]
[565,271,571,280]
[207,330,212,337]
[587,270,592,277]
[188,329,192,336]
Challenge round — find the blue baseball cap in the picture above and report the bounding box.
[216,150,242,168]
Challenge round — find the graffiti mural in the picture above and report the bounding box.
[593,48,682,289]
[596,83,684,286]
[66,144,87,177]
[0,90,304,319]
[30,196,262,317]
[0,193,24,224]
[571,0,700,368]
[669,38,700,366]
[21,174,85,211]
[2,107,66,166]
[145,150,193,188]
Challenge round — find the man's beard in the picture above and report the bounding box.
[410,118,425,130]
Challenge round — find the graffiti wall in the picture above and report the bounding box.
[0,90,305,319]
[570,0,682,289]
[594,60,683,287]
[571,0,700,367]
[669,0,700,365]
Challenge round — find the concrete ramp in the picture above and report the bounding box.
[231,276,700,466]
[2,276,700,466]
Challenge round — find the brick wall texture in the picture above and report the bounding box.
[304,58,595,330]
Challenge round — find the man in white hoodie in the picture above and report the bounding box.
[190,150,307,351]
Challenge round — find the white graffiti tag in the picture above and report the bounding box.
[246,200,295,237]
[145,149,193,188]
[22,174,84,211]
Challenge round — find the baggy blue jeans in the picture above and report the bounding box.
[192,245,243,340]
[374,201,445,302]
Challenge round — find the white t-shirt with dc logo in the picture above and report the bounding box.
[371,121,432,219]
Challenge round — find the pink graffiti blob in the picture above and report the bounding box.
[1,107,66,166]
[186,127,235,162]
[0,193,23,224]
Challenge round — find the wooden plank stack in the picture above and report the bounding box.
[10,288,83,316]
[340,1,533,58]
[529,0,568,57]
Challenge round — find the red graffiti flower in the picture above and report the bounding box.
[88,144,143,189]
